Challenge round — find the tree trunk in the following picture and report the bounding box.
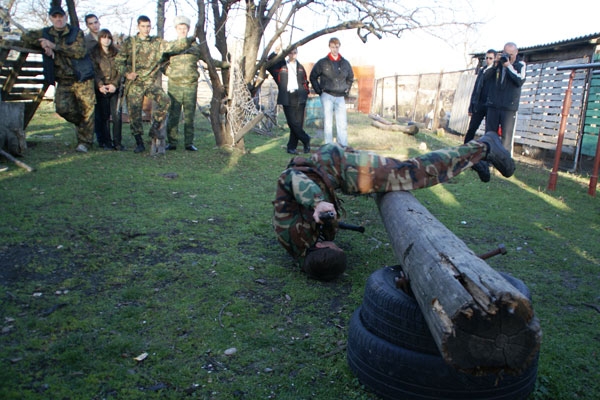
[156,0,166,38]
[376,191,541,375]
[208,84,246,149]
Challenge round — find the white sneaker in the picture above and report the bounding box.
[75,144,88,153]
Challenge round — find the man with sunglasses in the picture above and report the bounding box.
[273,132,515,281]
[465,49,497,182]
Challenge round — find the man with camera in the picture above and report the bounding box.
[484,42,526,155]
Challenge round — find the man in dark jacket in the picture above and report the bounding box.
[465,49,497,182]
[465,49,497,144]
[267,46,311,154]
[484,42,526,155]
[309,37,354,147]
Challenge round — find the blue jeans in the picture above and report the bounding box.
[321,92,348,146]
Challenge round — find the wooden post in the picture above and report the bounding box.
[588,128,600,196]
[548,69,575,191]
[376,191,541,375]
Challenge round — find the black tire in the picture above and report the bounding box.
[360,265,532,355]
[347,307,538,400]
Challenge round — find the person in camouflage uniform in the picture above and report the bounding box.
[115,15,188,153]
[21,5,96,153]
[164,16,201,151]
[273,132,515,281]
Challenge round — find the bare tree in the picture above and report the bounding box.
[191,0,478,149]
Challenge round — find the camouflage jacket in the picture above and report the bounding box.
[115,34,188,84]
[21,24,89,83]
[273,142,487,262]
[164,39,201,84]
[90,45,120,87]
[273,155,342,261]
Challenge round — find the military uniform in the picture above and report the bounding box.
[273,142,487,264]
[22,25,96,148]
[164,39,201,148]
[115,34,187,140]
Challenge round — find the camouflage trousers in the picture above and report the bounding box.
[55,79,95,146]
[166,81,198,147]
[127,81,170,136]
[313,141,487,195]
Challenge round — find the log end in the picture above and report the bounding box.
[443,299,542,376]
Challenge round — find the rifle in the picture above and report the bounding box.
[319,211,365,234]
[116,19,134,128]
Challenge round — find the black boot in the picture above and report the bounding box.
[133,134,145,153]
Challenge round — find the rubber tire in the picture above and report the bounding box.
[360,265,531,355]
[347,307,538,400]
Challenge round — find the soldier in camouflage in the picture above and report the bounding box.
[164,16,201,151]
[21,5,96,153]
[115,15,188,153]
[273,132,515,281]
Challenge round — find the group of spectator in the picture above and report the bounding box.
[466,42,526,181]
[267,37,355,155]
[21,6,201,154]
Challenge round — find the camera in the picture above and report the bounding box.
[499,53,510,64]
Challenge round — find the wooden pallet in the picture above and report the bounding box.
[0,41,49,129]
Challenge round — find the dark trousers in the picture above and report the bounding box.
[283,92,310,151]
[95,90,122,147]
[464,108,487,143]
[485,107,517,154]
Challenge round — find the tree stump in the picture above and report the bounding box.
[0,101,25,154]
[376,191,542,375]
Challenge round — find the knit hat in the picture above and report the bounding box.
[173,16,191,27]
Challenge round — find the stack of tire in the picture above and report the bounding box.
[347,265,539,400]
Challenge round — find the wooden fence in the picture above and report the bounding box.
[373,58,598,161]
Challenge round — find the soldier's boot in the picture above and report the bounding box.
[133,134,145,153]
[478,131,515,177]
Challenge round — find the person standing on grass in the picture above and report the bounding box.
[84,14,100,52]
[309,37,354,147]
[164,16,201,152]
[267,45,311,155]
[84,13,110,149]
[115,15,188,153]
[484,42,526,155]
[273,132,515,281]
[90,29,124,150]
[465,48,497,182]
[21,5,96,153]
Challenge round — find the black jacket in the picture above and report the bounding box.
[267,52,309,106]
[468,65,493,114]
[309,54,354,97]
[484,60,526,112]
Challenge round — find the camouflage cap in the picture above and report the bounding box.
[173,16,190,27]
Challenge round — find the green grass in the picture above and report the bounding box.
[1,101,599,399]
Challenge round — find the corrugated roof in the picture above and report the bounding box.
[519,32,600,52]
[470,32,600,57]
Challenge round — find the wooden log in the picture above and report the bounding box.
[0,149,34,172]
[370,120,418,135]
[368,113,393,125]
[376,191,541,375]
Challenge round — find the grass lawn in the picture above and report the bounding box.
[0,101,599,399]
